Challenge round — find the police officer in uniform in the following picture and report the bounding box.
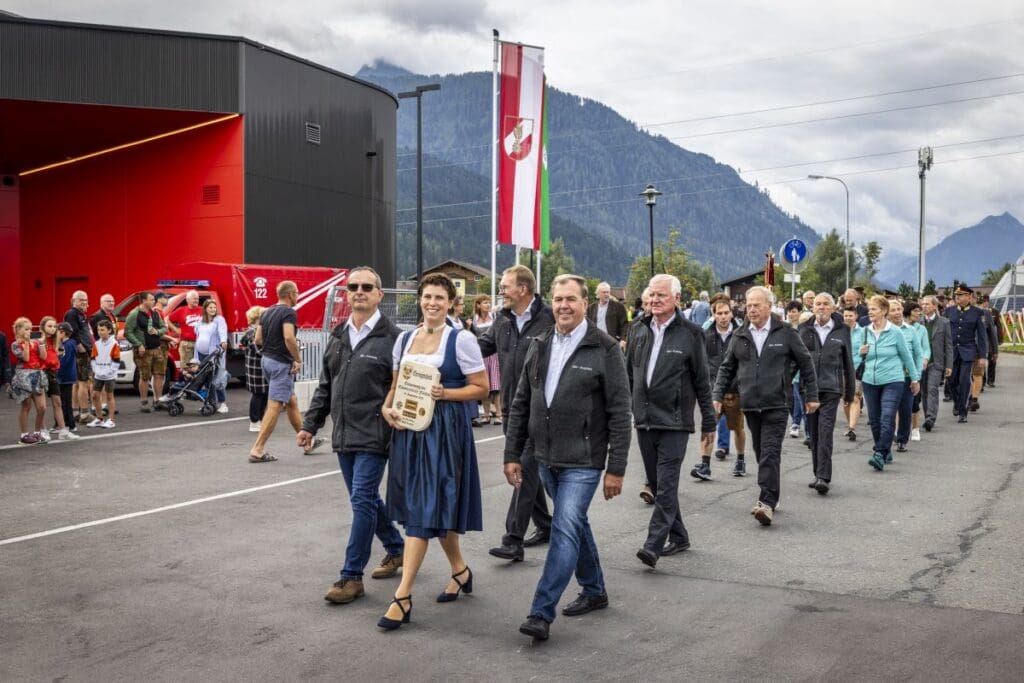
[946,286,988,423]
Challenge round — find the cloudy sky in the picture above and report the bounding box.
[9,0,1022,257]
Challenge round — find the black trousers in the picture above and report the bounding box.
[502,444,552,546]
[745,408,789,509]
[950,354,974,417]
[637,429,690,554]
[249,390,268,423]
[987,355,997,384]
[59,383,76,431]
[806,395,840,483]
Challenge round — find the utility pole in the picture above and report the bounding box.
[917,147,933,294]
[397,83,441,284]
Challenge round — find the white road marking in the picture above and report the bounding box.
[0,432,507,546]
[0,417,249,452]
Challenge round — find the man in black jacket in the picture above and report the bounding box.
[713,286,819,526]
[586,281,629,348]
[298,267,405,606]
[479,265,554,562]
[798,294,855,495]
[697,297,746,479]
[506,275,631,642]
[627,274,715,568]
[63,290,93,424]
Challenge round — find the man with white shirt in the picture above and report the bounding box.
[713,286,819,525]
[299,267,405,606]
[626,274,715,568]
[587,281,629,349]
[479,265,554,562]
[797,293,855,494]
[919,295,952,431]
[506,274,631,643]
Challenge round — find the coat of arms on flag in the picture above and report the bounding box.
[503,116,534,161]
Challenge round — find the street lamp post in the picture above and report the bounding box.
[917,147,934,295]
[640,184,663,280]
[808,174,850,291]
[397,83,441,284]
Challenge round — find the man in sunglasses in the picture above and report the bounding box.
[300,267,406,605]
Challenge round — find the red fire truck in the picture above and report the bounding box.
[113,263,349,386]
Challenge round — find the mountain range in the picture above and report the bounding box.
[357,62,819,283]
[877,212,1024,287]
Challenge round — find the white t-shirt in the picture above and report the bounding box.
[392,326,485,375]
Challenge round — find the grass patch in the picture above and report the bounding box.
[1001,344,1024,354]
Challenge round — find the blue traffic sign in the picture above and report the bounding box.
[782,239,808,264]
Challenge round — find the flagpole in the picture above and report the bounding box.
[490,29,500,304]
[536,250,542,295]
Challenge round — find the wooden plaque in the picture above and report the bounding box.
[392,360,441,431]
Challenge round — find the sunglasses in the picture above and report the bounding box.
[347,283,376,292]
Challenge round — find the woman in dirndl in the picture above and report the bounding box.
[470,294,502,426]
[379,273,489,631]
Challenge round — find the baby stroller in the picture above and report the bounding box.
[159,349,223,417]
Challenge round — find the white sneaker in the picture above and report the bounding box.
[57,428,81,440]
[789,424,801,438]
[101,420,116,429]
[217,404,229,414]
[36,430,51,443]
[87,418,103,428]
[911,428,921,442]
[249,422,261,432]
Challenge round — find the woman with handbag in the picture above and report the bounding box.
[853,295,920,472]
[379,273,489,631]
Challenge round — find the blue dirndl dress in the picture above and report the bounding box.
[388,328,484,539]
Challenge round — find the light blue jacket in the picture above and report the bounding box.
[853,321,921,385]
[913,322,931,371]
[897,322,925,376]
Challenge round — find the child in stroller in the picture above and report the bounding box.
[158,350,222,417]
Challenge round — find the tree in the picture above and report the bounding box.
[981,262,1012,286]
[518,238,576,297]
[797,229,862,297]
[625,229,717,303]
[897,282,917,300]
[922,278,937,295]
[861,241,882,283]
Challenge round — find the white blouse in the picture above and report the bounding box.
[392,326,485,375]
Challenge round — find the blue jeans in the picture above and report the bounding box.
[791,383,805,431]
[895,379,914,445]
[196,351,226,404]
[863,382,904,457]
[338,451,404,580]
[531,467,605,624]
[716,414,729,451]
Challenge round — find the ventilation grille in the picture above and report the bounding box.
[305,122,321,145]
[201,184,220,204]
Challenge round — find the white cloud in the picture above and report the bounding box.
[9,0,1023,254]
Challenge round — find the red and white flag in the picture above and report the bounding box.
[497,42,546,250]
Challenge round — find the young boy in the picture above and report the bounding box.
[89,319,120,429]
[56,322,81,439]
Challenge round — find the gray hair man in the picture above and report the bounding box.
[626,274,715,567]
[919,295,952,431]
[713,286,819,525]
[587,281,629,348]
[299,266,404,605]
[63,290,93,423]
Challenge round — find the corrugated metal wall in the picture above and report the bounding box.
[241,44,397,285]
[0,19,239,112]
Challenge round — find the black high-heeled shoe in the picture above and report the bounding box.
[378,595,412,630]
[436,566,473,603]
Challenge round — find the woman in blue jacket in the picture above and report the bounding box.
[853,296,920,471]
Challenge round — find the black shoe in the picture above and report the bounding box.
[639,486,655,505]
[986,382,996,388]
[562,592,609,616]
[488,544,524,562]
[437,566,472,603]
[896,442,907,453]
[661,540,690,556]
[519,616,550,641]
[808,479,819,489]
[958,414,968,423]
[803,437,812,449]
[814,479,830,495]
[732,459,746,477]
[714,448,728,461]
[377,595,412,631]
[969,399,979,412]
[636,548,658,568]
[523,529,550,547]
[942,395,952,403]
[846,429,857,441]
[923,419,934,432]
[690,462,712,481]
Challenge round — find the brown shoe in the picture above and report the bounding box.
[324,579,364,604]
[371,554,403,580]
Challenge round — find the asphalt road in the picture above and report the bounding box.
[2,356,1023,681]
